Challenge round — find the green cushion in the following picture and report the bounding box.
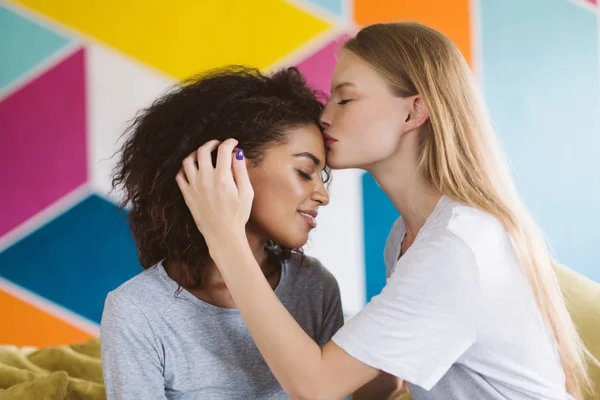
[26,347,103,384]
[555,265,600,400]
[0,371,68,400]
[0,340,106,400]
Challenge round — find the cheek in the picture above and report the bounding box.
[254,176,307,207]
[365,100,402,131]
[249,176,311,232]
[328,103,403,168]
[341,102,398,138]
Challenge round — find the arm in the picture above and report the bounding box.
[176,140,380,399]
[100,292,168,400]
[352,217,409,400]
[176,140,478,397]
[315,264,406,400]
[353,372,408,400]
[213,242,380,399]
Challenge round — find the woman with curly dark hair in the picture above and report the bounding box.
[100,66,345,400]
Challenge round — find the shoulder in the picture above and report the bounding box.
[285,253,340,292]
[403,228,476,275]
[424,198,507,249]
[103,264,166,316]
[401,198,508,280]
[286,254,337,285]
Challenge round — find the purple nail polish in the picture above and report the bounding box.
[235,149,244,160]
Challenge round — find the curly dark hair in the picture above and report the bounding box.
[112,66,327,288]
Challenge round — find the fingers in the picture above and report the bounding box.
[174,138,252,238]
[232,148,253,203]
[181,154,196,181]
[180,139,220,184]
[197,139,221,171]
[215,138,239,180]
[180,139,239,189]
[175,170,188,188]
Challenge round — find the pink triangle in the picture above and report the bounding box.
[0,48,87,238]
[296,34,350,98]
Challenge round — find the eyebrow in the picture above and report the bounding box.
[294,152,321,167]
[331,81,356,94]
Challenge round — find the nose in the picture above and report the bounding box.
[320,102,333,129]
[312,177,330,206]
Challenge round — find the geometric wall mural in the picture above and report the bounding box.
[0,48,87,239]
[480,0,600,283]
[1,0,599,346]
[0,195,139,325]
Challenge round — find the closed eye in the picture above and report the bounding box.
[297,170,313,181]
[338,99,352,105]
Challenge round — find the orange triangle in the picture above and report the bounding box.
[0,288,95,347]
[354,0,472,66]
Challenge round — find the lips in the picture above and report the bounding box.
[297,210,317,228]
[323,132,338,147]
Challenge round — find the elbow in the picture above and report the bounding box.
[282,361,339,400]
[287,385,338,400]
[288,393,311,400]
[288,392,323,400]
[287,385,317,400]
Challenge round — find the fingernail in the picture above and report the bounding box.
[235,149,244,160]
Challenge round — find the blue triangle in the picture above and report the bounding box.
[361,173,400,301]
[0,195,141,323]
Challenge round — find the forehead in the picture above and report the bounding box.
[286,124,324,148]
[331,50,390,93]
[262,124,325,163]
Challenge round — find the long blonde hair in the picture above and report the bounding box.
[345,22,596,398]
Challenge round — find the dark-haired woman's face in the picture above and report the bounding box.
[246,124,329,249]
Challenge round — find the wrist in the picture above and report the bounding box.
[206,228,250,263]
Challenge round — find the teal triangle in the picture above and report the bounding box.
[0,5,74,92]
[306,0,345,17]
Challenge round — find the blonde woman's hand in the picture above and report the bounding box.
[176,139,254,255]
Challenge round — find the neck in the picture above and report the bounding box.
[367,148,442,242]
[202,230,271,287]
[167,230,273,289]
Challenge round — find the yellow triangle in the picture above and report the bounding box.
[14,0,331,79]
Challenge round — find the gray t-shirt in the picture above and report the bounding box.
[101,254,344,400]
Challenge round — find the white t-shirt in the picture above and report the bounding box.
[333,195,571,399]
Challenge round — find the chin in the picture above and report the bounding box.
[325,153,344,169]
[326,150,358,170]
[329,149,385,170]
[273,232,309,250]
[281,237,308,250]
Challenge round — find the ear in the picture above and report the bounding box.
[404,95,429,130]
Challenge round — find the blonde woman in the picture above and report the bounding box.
[176,23,595,399]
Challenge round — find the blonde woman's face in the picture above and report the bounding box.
[321,50,408,170]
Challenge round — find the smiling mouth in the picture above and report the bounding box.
[297,211,317,228]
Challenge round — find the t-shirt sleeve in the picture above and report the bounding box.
[100,291,168,400]
[316,264,345,347]
[332,232,479,391]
